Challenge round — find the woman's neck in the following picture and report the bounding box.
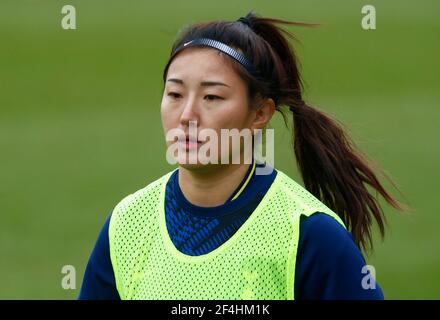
[178,163,251,207]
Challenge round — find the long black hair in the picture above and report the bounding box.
[162,11,408,253]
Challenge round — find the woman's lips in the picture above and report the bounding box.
[180,138,202,150]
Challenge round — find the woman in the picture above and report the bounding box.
[79,11,405,300]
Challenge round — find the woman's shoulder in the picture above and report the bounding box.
[297,212,369,282]
[298,212,362,261]
[295,212,384,299]
[300,212,355,246]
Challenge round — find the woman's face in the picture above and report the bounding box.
[161,47,261,169]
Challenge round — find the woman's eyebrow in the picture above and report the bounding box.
[167,78,230,88]
[167,78,184,85]
[200,81,230,88]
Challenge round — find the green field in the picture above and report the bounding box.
[1,0,439,299]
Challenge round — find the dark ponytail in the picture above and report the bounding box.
[163,11,408,253]
[292,103,408,252]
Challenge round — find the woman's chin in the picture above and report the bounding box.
[177,161,224,173]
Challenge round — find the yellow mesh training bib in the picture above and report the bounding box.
[109,168,346,300]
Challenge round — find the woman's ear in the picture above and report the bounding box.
[251,97,276,131]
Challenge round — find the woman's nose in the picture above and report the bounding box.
[180,96,200,125]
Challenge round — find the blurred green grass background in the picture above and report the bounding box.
[0,0,439,299]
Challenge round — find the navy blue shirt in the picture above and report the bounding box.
[79,164,384,300]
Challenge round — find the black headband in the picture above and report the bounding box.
[170,38,260,79]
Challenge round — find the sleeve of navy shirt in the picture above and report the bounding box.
[294,213,384,300]
[78,212,384,300]
[78,213,119,300]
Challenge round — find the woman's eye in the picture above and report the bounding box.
[205,95,222,101]
[168,92,182,99]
